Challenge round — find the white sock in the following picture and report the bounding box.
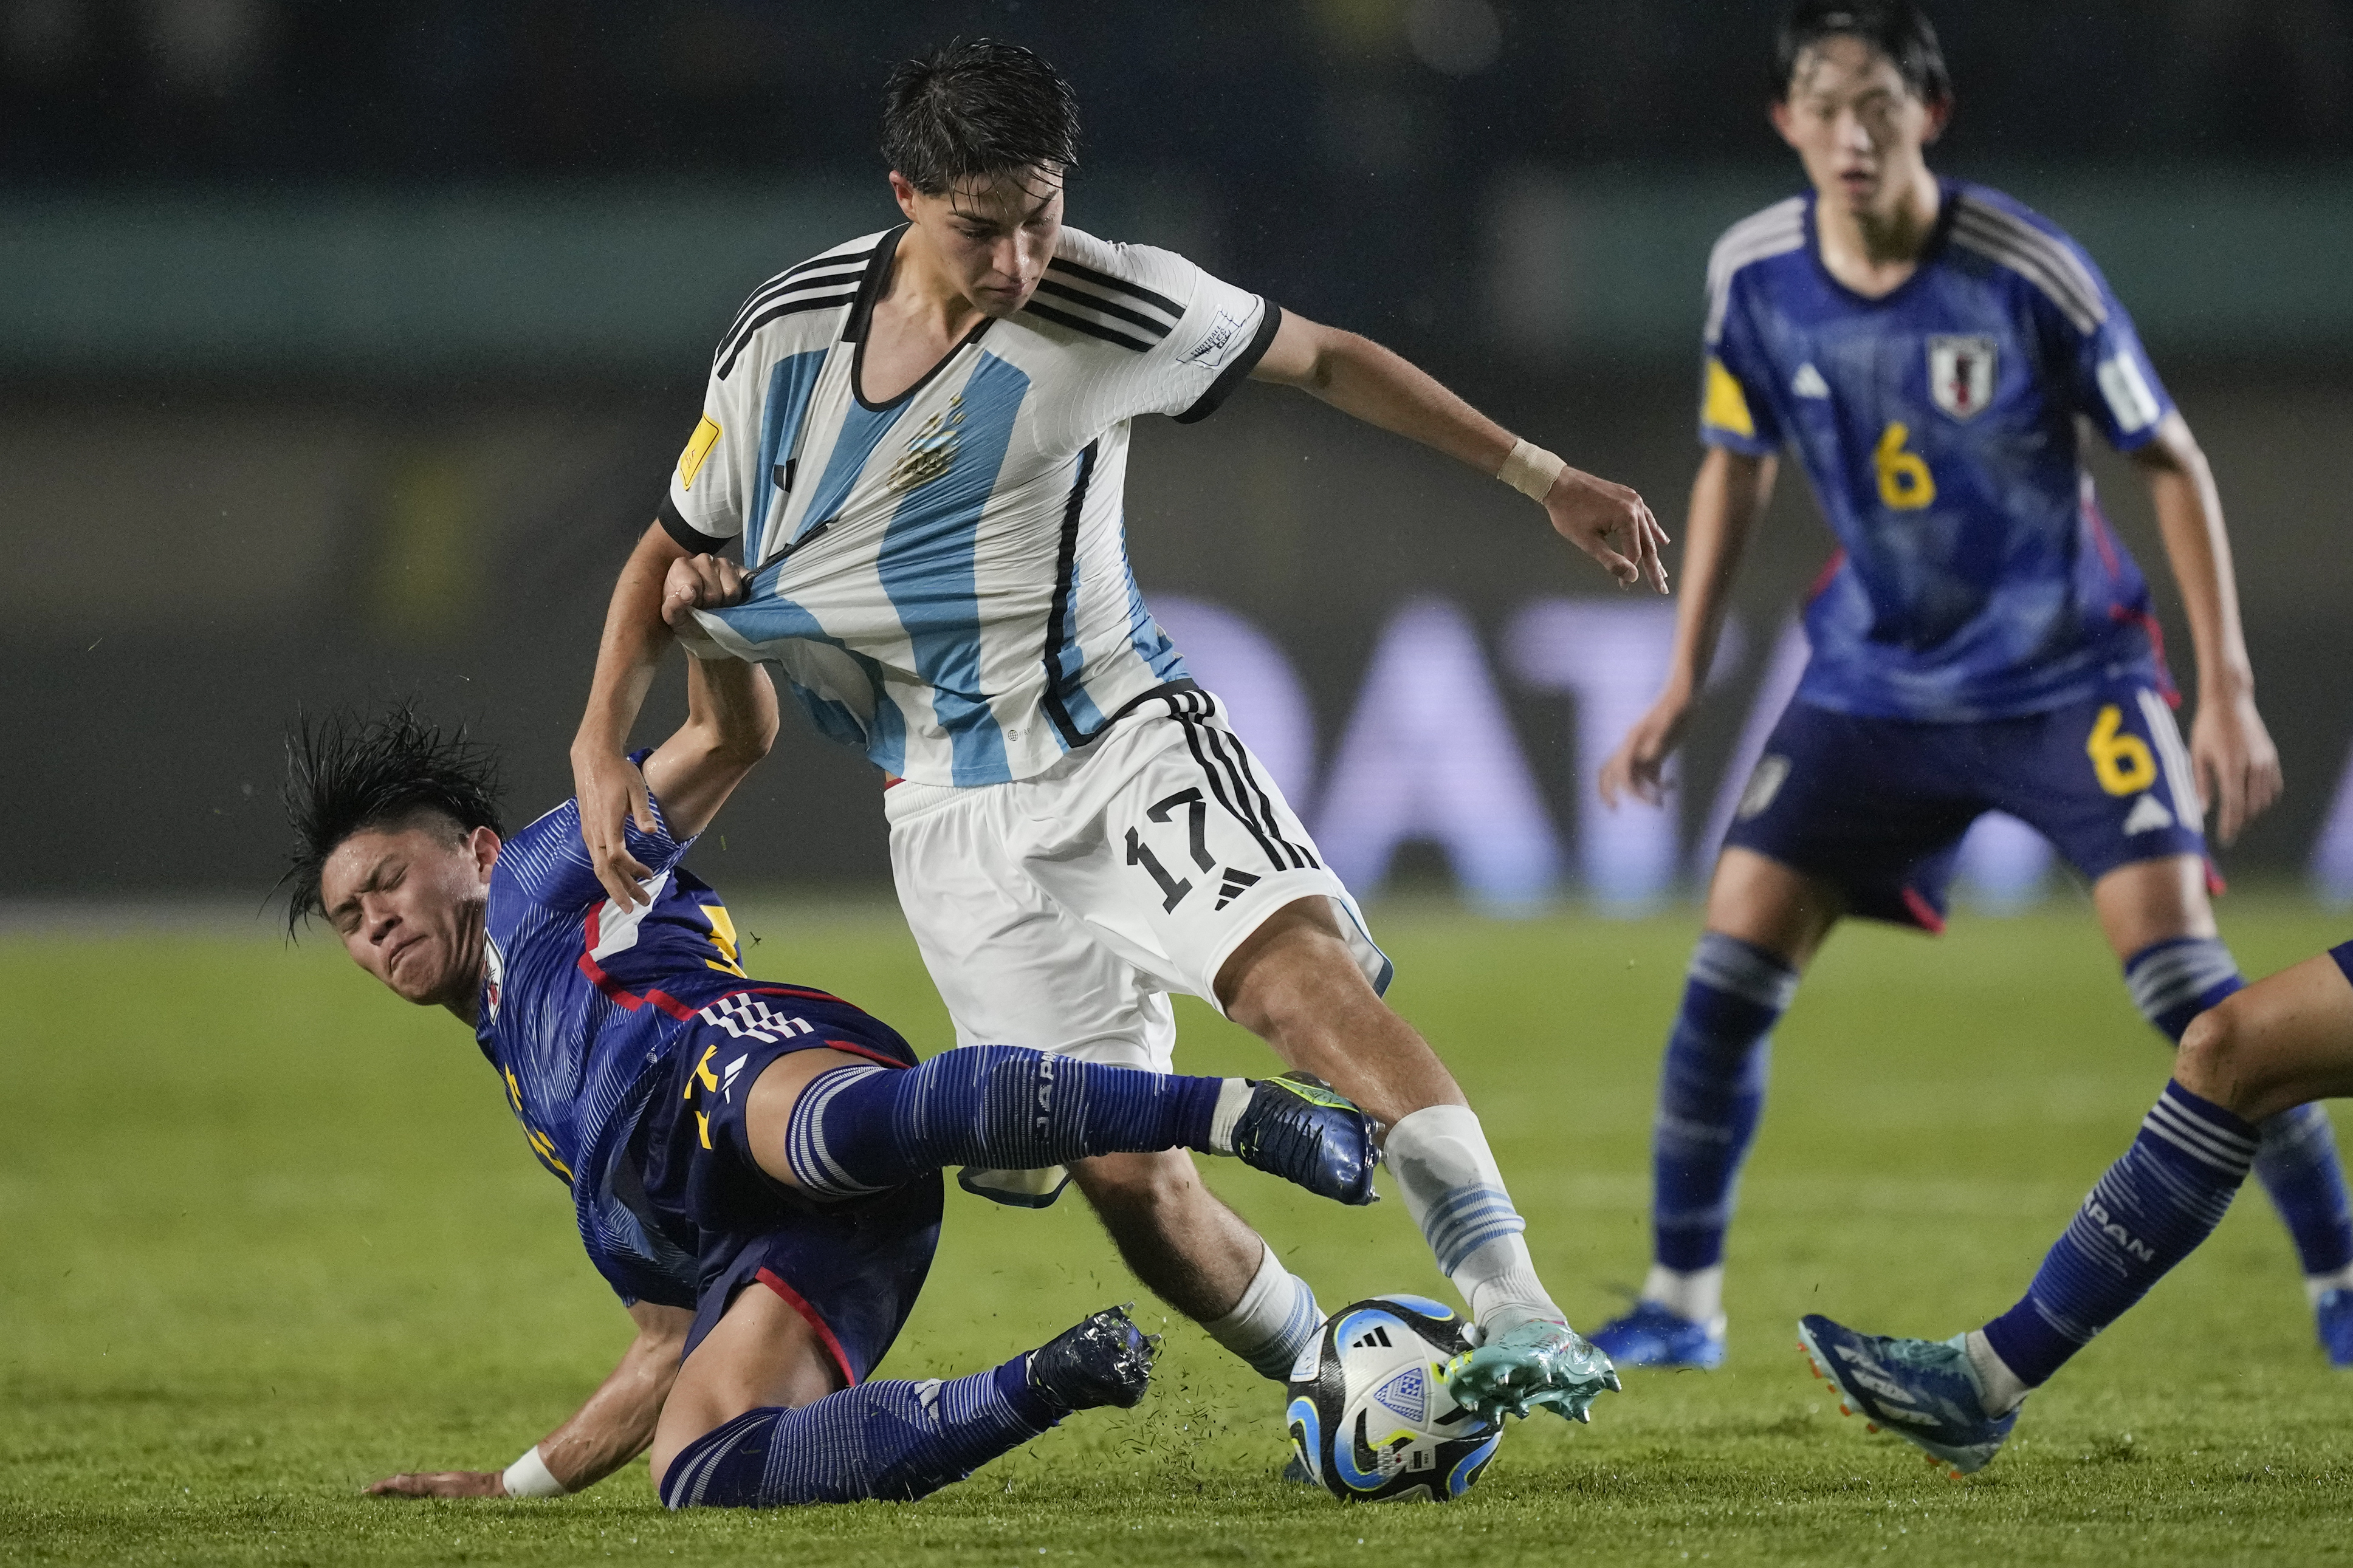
[1962,1329,2032,1417]
[1201,1241,1325,1381]
[1384,1104,1563,1332]
[1640,1264,1725,1330]
[1206,1079,1253,1155]
[2304,1262,2353,1306]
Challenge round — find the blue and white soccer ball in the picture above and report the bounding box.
[1286,1296,1502,1503]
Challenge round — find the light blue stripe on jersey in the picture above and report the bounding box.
[1119,533,1186,678]
[718,584,909,770]
[876,353,1026,785]
[750,350,829,563]
[800,398,905,541]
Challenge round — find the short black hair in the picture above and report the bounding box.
[280,704,503,936]
[1776,0,1951,104]
[881,38,1080,196]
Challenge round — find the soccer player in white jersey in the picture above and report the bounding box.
[567,39,1666,1423]
[1587,0,2346,1378]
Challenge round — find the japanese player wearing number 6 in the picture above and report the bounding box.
[1589,0,2345,1380]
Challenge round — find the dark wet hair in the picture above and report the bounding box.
[279,704,503,936]
[881,38,1080,196]
[1776,0,1951,104]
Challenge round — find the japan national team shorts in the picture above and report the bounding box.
[1722,680,2208,931]
[886,686,1389,1201]
[650,986,944,1386]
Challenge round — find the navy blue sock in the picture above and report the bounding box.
[2254,1103,2353,1279]
[785,1046,1224,1200]
[1651,932,1797,1272]
[2125,937,2353,1280]
[1982,1081,2257,1387]
[659,1357,1057,1508]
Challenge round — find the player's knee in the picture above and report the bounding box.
[2176,993,2255,1112]
[1071,1149,1204,1225]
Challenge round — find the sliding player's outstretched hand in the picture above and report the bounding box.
[660,553,749,629]
[364,1469,506,1499]
[2191,686,2283,846]
[1545,465,1671,595]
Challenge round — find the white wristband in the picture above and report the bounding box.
[1497,439,1567,503]
[502,1445,567,1498]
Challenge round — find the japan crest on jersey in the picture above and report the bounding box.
[1927,335,1996,420]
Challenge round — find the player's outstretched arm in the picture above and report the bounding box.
[365,1303,692,1500]
[2132,411,2282,844]
[642,555,777,841]
[571,521,693,909]
[1598,447,1778,808]
[1248,310,1669,593]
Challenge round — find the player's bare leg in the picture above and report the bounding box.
[650,1285,842,1487]
[2092,852,2353,1347]
[2178,954,2353,1123]
[1217,896,1616,1422]
[1070,1151,1266,1320]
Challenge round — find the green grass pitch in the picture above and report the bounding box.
[7,895,2352,1564]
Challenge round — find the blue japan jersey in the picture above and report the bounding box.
[1700,181,2176,721]
[472,759,909,1310]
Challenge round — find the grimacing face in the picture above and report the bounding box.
[1771,34,1947,221]
[318,816,499,1009]
[891,164,1065,318]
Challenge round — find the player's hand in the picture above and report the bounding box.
[364,1470,507,1499]
[2190,685,2283,846]
[1544,467,1671,595]
[571,745,658,909]
[661,553,747,629]
[1598,690,1692,809]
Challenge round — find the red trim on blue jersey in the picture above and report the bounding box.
[820,1039,909,1069]
[2106,605,2180,707]
[1806,547,1847,603]
[577,904,646,1009]
[1900,886,1948,935]
[2205,857,2227,897]
[743,983,853,1007]
[755,1267,859,1388]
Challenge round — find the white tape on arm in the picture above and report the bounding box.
[1497,439,1567,503]
[502,1445,568,1499]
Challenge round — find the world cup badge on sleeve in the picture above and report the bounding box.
[1927,335,1996,420]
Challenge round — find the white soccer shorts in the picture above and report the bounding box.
[886,686,1390,1202]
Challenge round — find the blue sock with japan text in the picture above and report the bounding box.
[1974,1081,2256,1405]
[2125,937,2353,1290]
[783,1046,1225,1200]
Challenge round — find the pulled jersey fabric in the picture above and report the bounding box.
[477,759,922,1323]
[1700,180,2174,722]
[666,224,1280,786]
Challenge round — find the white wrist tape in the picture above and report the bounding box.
[1497,439,1567,502]
[502,1445,567,1498]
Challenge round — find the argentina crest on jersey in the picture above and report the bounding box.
[1927,335,1997,420]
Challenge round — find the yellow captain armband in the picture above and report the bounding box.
[1702,358,1756,439]
[678,416,722,490]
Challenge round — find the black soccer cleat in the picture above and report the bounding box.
[1027,1304,1159,1413]
[1231,1073,1381,1206]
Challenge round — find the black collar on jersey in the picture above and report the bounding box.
[846,223,998,413]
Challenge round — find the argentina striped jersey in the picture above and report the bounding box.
[664,224,1281,786]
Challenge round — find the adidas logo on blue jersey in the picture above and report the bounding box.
[2122,792,2175,835]
[1791,363,1830,399]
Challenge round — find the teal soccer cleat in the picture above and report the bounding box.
[1229,1073,1381,1206]
[1589,1301,1727,1369]
[1798,1313,2018,1477]
[1442,1318,1621,1424]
